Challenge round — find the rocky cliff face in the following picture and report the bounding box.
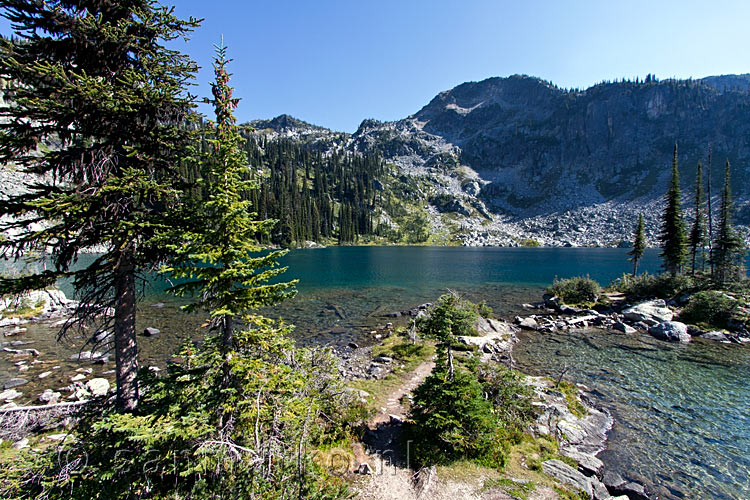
[367,75,750,215]
[336,74,750,246]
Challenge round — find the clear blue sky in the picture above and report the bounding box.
[4,1,750,132]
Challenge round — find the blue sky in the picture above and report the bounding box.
[4,1,750,132]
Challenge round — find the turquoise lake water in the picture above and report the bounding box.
[4,247,748,499]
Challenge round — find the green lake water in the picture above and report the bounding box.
[3,246,749,499]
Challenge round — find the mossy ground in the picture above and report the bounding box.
[556,381,588,419]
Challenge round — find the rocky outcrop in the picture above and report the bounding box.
[0,288,77,322]
[524,291,750,345]
[622,300,673,323]
[648,321,691,343]
[456,318,518,365]
[542,459,593,498]
[525,375,647,500]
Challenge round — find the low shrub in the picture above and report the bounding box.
[518,238,540,247]
[476,300,493,318]
[476,364,536,438]
[556,380,587,419]
[679,290,740,330]
[546,276,601,305]
[516,435,561,472]
[608,272,695,299]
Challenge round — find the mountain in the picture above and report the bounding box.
[363,75,750,212]
[340,74,750,246]
[248,114,350,151]
[5,75,750,248]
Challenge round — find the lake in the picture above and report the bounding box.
[3,246,748,499]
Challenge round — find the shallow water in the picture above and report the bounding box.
[514,328,750,500]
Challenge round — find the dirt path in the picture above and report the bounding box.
[352,361,433,499]
[352,361,561,500]
[372,360,434,426]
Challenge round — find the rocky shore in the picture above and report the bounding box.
[515,292,750,345]
[339,303,652,500]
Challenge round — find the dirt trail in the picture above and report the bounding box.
[353,360,439,500]
[352,361,434,476]
[372,360,434,426]
[352,361,560,500]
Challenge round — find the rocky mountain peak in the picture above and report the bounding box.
[700,73,750,94]
[413,75,562,133]
[248,114,330,134]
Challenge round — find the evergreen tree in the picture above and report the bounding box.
[0,45,358,500]
[712,160,746,284]
[659,143,688,276]
[0,1,199,411]
[164,44,296,351]
[628,213,646,275]
[416,293,477,380]
[689,162,707,274]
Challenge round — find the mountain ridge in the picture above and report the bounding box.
[245,73,750,246]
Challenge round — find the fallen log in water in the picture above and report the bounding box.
[0,400,89,441]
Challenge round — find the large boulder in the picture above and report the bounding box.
[560,447,604,476]
[622,299,673,323]
[515,316,538,330]
[701,331,728,341]
[86,378,110,397]
[142,327,161,337]
[649,321,691,342]
[612,321,636,334]
[542,459,592,498]
[557,419,587,444]
[590,478,611,500]
[38,389,61,404]
[2,377,28,389]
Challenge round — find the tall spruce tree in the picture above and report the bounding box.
[660,143,688,276]
[712,160,746,284]
[628,213,646,275]
[163,44,296,352]
[0,1,199,411]
[689,162,707,274]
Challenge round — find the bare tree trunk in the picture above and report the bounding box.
[691,251,696,276]
[633,259,638,276]
[218,315,235,430]
[114,255,138,412]
[447,346,454,380]
[221,315,233,351]
[707,147,714,275]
